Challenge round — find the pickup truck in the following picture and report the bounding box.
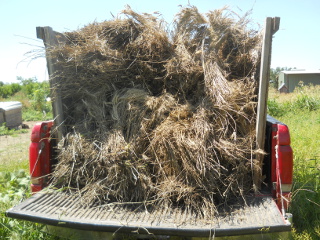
[7,115,293,239]
[7,17,293,239]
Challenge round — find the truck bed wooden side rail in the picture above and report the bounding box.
[36,26,66,141]
[255,17,280,190]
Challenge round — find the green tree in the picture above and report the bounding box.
[17,76,38,96]
[0,85,12,98]
[10,83,22,94]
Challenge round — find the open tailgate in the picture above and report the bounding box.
[6,192,290,237]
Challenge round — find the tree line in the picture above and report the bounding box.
[0,77,51,115]
[0,77,49,100]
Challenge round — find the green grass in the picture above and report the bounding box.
[22,108,52,121]
[0,124,28,136]
[0,158,29,174]
[0,170,59,239]
[277,110,320,158]
[268,85,320,239]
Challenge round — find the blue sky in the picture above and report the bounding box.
[1,0,319,83]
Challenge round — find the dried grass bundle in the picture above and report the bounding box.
[49,5,262,217]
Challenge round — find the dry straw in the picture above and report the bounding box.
[49,5,262,217]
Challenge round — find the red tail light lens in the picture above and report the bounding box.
[29,121,53,193]
[271,123,293,211]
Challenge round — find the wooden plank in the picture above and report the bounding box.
[254,17,280,191]
[37,26,66,141]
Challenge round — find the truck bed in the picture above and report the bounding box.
[6,192,290,237]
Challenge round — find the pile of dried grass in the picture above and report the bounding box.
[49,6,261,216]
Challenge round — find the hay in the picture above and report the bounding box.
[49,5,262,217]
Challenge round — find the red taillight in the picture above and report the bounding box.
[29,121,53,193]
[271,123,293,212]
[277,124,291,145]
[277,145,293,184]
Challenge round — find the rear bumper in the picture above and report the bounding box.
[47,225,291,240]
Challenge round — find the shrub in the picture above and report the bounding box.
[267,98,285,117]
[31,82,51,113]
[0,83,22,98]
[15,77,53,120]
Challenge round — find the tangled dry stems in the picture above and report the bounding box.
[49,6,262,216]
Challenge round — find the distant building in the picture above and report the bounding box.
[278,70,320,93]
[278,83,288,93]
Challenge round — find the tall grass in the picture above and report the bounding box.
[268,84,320,117]
[290,157,320,239]
[268,84,320,239]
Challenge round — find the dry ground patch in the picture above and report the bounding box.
[0,121,37,172]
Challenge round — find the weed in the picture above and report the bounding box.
[293,94,319,111]
[0,170,59,239]
[267,98,285,117]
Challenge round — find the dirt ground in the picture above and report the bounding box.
[0,121,38,171]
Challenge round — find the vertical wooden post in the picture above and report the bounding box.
[37,26,66,141]
[254,17,280,191]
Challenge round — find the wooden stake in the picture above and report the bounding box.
[37,26,66,141]
[254,17,280,191]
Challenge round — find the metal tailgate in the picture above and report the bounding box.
[6,192,291,237]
